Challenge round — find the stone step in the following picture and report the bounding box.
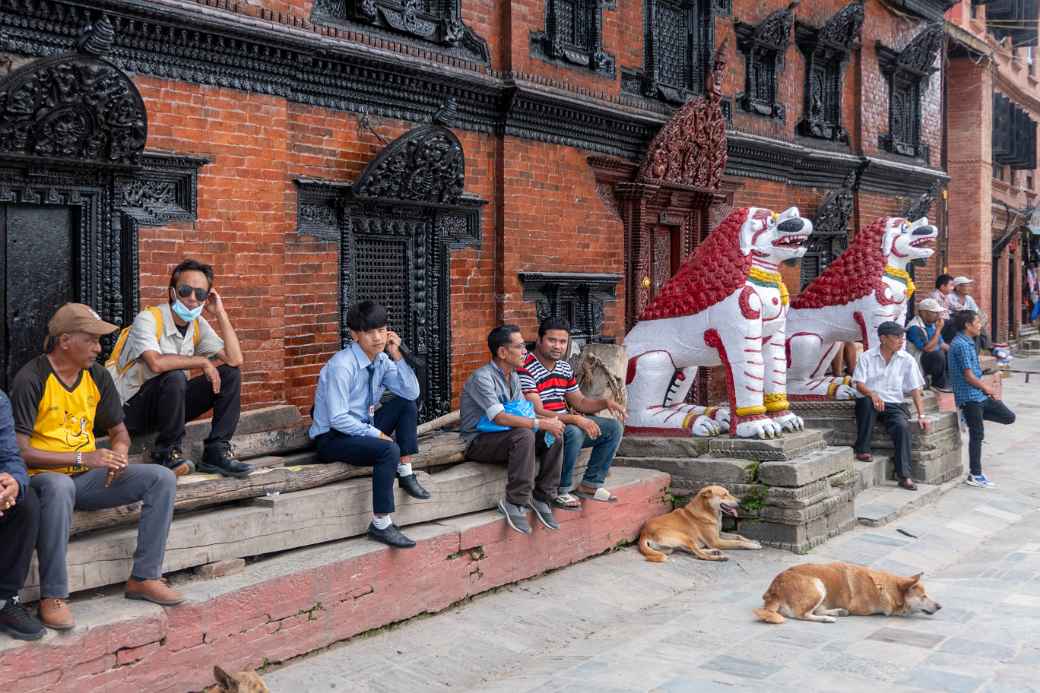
[855,480,947,527]
[618,428,826,462]
[1,468,671,693]
[22,451,593,601]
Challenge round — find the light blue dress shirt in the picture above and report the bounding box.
[309,342,420,439]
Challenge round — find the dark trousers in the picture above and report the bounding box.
[466,428,563,507]
[920,350,947,389]
[123,365,242,453]
[961,397,1016,476]
[0,486,39,601]
[854,397,913,480]
[314,396,418,515]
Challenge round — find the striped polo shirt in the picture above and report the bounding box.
[518,353,579,413]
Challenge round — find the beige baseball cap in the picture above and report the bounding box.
[47,303,119,338]
[917,297,943,313]
[952,276,974,287]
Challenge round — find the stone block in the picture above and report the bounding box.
[195,559,246,579]
[757,488,856,525]
[757,446,853,487]
[707,429,826,461]
[737,493,855,554]
[611,456,755,486]
[617,436,709,459]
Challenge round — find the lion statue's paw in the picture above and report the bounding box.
[833,384,858,400]
[712,408,731,433]
[691,415,724,437]
[771,411,804,432]
[735,417,784,439]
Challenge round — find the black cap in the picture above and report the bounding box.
[877,321,905,337]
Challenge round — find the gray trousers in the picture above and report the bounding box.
[466,428,563,507]
[31,465,176,598]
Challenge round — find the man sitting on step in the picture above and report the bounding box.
[110,259,252,479]
[905,298,949,392]
[460,325,565,535]
[851,321,930,492]
[309,301,431,549]
[11,304,183,631]
[519,317,626,510]
[0,392,45,641]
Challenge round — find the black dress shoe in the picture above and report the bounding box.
[198,443,254,479]
[398,473,431,499]
[898,477,918,491]
[367,522,417,548]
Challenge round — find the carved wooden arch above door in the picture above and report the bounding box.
[296,104,485,420]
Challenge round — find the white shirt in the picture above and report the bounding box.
[852,346,925,404]
[109,302,225,403]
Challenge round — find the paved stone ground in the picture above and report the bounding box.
[265,360,1040,693]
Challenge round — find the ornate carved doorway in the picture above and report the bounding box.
[296,112,484,421]
[0,16,204,391]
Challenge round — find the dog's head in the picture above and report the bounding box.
[901,573,941,615]
[209,666,270,693]
[697,485,741,518]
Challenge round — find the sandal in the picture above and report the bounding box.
[574,487,618,503]
[552,493,583,511]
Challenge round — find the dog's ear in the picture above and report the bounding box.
[900,573,923,590]
[213,666,237,691]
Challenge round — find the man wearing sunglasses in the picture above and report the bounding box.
[111,259,252,479]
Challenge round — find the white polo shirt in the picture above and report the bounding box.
[852,346,925,404]
[109,302,225,404]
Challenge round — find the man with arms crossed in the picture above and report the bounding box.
[13,304,182,631]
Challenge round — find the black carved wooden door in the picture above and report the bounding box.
[1,205,77,389]
[651,225,680,298]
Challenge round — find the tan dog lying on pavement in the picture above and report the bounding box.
[638,485,763,562]
[202,666,270,693]
[754,562,942,624]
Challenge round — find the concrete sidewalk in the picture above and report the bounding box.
[265,360,1040,693]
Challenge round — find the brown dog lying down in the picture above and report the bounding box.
[638,485,762,562]
[202,666,270,693]
[754,562,942,624]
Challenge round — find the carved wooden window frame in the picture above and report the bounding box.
[530,0,616,77]
[877,23,943,161]
[624,0,719,105]
[735,3,798,121]
[795,2,864,143]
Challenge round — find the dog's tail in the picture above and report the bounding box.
[753,598,785,624]
[638,531,667,562]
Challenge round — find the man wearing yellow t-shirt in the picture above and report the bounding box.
[10,304,183,630]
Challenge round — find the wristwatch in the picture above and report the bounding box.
[74,451,83,471]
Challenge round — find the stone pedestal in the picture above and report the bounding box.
[790,393,963,486]
[614,429,857,554]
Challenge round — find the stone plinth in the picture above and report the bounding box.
[614,429,858,553]
[790,397,964,485]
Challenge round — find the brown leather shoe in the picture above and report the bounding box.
[898,477,918,491]
[125,578,185,606]
[38,598,75,630]
[855,453,873,462]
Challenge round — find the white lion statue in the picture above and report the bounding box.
[624,207,811,439]
[785,216,938,399]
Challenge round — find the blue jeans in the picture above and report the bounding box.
[314,396,419,514]
[561,416,623,492]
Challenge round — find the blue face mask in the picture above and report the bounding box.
[171,299,204,322]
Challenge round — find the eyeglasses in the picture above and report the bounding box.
[175,284,209,302]
[507,341,527,351]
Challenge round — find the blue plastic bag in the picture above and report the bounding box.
[476,399,555,446]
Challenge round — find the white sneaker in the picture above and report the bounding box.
[965,473,995,488]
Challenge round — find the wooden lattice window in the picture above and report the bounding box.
[531,0,615,76]
[735,3,797,120]
[796,2,863,143]
[623,0,716,105]
[877,23,943,160]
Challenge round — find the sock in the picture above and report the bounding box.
[397,462,413,477]
[372,515,392,530]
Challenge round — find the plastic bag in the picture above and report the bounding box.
[476,399,555,446]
